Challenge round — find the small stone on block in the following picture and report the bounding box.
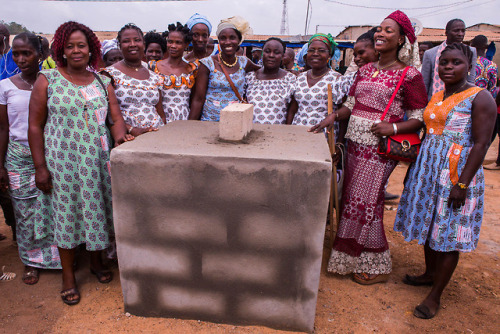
[219,103,253,141]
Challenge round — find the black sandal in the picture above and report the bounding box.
[403,274,433,286]
[414,303,439,319]
[61,288,80,305]
[90,268,113,284]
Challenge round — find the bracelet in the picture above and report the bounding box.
[392,123,398,135]
[127,126,134,134]
[457,182,468,189]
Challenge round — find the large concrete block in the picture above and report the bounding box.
[111,120,332,332]
[219,103,253,141]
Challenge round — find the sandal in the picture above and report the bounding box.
[22,267,39,285]
[61,287,80,306]
[414,302,440,319]
[0,266,16,281]
[403,274,433,286]
[90,268,113,284]
[353,272,389,285]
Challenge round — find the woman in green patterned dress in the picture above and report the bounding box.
[29,22,132,305]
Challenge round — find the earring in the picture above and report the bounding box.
[89,52,92,57]
[63,55,67,59]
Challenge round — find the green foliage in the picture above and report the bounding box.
[0,21,34,35]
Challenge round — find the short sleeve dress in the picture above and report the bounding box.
[246,71,296,124]
[103,66,164,128]
[292,69,354,127]
[150,60,197,123]
[199,56,248,122]
[33,69,114,251]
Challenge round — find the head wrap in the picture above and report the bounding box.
[186,13,212,35]
[296,43,308,68]
[216,16,252,44]
[308,33,337,55]
[101,39,119,57]
[385,10,420,68]
[385,10,416,44]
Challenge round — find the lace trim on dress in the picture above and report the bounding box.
[406,108,425,122]
[327,249,392,275]
[345,115,380,146]
[343,95,355,111]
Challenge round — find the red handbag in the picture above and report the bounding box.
[376,67,421,162]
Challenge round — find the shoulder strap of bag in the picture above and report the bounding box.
[379,66,410,121]
[92,72,108,99]
[218,54,245,103]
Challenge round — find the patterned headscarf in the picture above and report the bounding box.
[216,16,252,45]
[186,13,212,34]
[101,39,119,57]
[385,10,416,44]
[308,33,337,55]
[385,10,420,67]
[296,43,308,68]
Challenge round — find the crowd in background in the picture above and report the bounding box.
[0,10,498,320]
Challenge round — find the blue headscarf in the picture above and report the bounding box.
[186,13,212,35]
[296,43,308,68]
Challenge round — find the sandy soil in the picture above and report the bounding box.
[1,144,499,334]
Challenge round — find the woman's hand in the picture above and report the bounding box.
[447,185,467,210]
[0,167,9,191]
[129,127,158,137]
[332,145,343,164]
[370,121,394,137]
[114,133,135,147]
[35,166,52,194]
[309,113,337,133]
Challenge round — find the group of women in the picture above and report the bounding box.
[0,10,497,320]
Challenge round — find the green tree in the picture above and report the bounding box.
[0,21,34,34]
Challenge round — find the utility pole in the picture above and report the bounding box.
[280,0,289,35]
[304,0,311,35]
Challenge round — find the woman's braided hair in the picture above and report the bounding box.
[13,32,43,57]
[164,22,192,44]
[51,21,101,70]
[441,42,473,65]
[117,23,144,46]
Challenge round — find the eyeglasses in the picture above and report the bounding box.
[307,48,329,55]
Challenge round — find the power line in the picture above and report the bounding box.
[417,0,497,18]
[323,0,473,10]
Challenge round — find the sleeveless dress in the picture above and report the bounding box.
[395,87,484,252]
[200,56,248,122]
[33,69,113,251]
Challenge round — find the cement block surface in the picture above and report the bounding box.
[111,121,332,332]
[219,103,253,141]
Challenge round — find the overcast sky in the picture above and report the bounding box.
[1,0,498,36]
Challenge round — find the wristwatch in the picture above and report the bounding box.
[457,182,468,189]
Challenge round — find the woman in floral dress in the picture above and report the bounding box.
[29,21,131,305]
[246,37,297,124]
[150,22,196,123]
[102,23,165,137]
[394,43,496,319]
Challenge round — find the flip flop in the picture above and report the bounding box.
[90,268,113,284]
[0,266,16,281]
[353,272,389,285]
[403,274,433,286]
[414,303,439,319]
[61,287,80,306]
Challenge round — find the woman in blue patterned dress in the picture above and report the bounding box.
[394,43,497,319]
[29,22,131,305]
[189,16,259,121]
